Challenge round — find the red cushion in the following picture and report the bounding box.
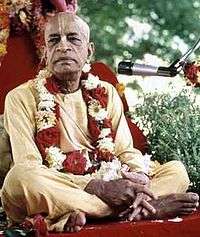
[0,33,39,114]
[44,210,200,237]
[0,211,200,237]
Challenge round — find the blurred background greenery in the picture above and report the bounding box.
[78,0,200,67]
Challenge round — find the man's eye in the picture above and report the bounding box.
[48,37,60,44]
[68,37,82,45]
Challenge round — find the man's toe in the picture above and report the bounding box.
[75,212,86,226]
[74,226,82,232]
[187,192,199,202]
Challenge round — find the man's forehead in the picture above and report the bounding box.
[45,13,90,41]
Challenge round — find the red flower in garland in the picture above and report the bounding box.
[54,103,60,119]
[90,87,108,107]
[95,149,114,162]
[0,5,10,28]
[88,116,101,140]
[63,151,87,175]
[36,127,60,156]
[184,62,200,87]
[33,214,48,236]
[45,77,60,94]
[81,88,91,103]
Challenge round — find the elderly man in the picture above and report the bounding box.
[1,12,199,233]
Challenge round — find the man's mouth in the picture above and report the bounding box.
[54,57,76,64]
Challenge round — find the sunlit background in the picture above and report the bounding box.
[79,0,200,107]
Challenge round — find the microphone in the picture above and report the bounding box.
[118,61,178,77]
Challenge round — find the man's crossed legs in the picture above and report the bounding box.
[1,161,199,232]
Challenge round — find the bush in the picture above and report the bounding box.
[128,88,200,193]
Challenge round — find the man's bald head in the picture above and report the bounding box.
[44,12,94,77]
[45,12,90,44]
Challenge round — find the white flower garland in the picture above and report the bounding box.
[34,65,150,180]
[34,66,116,175]
[88,100,108,121]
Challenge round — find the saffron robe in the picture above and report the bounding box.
[1,80,190,231]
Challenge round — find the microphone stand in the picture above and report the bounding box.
[118,37,200,77]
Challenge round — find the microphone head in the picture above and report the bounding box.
[118,61,134,75]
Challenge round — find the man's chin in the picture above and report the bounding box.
[53,65,80,75]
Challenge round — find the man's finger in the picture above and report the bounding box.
[128,206,143,221]
[141,208,150,217]
[180,208,197,213]
[134,185,157,200]
[118,207,132,218]
[141,200,156,214]
[130,193,143,209]
[121,164,130,172]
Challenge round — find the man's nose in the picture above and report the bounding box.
[56,36,71,52]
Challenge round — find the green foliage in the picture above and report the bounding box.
[78,0,200,66]
[129,89,200,193]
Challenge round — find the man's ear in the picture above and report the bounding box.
[88,42,95,59]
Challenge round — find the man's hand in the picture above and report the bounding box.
[84,179,155,210]
[120,170,157,220]
[121,169,150,185]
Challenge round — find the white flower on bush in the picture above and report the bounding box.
[82,63,91,73]
[82,73,100,90]
[132,116,151,136]
[97,137,115,153]
[143,128,150,136]
[99,128,111,138]
[45,146,66,170]
[93,158,122,181]
[88,100,108,121]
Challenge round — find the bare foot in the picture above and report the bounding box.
[64,211,86,232]
[145,192,199,220]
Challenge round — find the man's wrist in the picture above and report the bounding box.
[136,171,150,185]
[84,179,105,198]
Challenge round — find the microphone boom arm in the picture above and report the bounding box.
[118,37,200,77]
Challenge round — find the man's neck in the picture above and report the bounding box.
[53,71,82,94]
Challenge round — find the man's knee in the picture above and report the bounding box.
[166,160,190,190]
[2,164,39,196]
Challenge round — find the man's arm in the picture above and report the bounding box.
[4,86,43,165]
[105,82,157,218]
[106,82,146,173]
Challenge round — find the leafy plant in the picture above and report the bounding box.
[79,0,200,66]
[128,88,200,193]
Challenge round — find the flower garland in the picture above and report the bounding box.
[184,61,200,87]
[115,83,125,97]
[0,4,10,61]
[29,0,46,58]
[34,65,117,175]
[9,0,33,33]
[0,0,50,63]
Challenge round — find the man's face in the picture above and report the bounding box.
[45,13,92,76]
